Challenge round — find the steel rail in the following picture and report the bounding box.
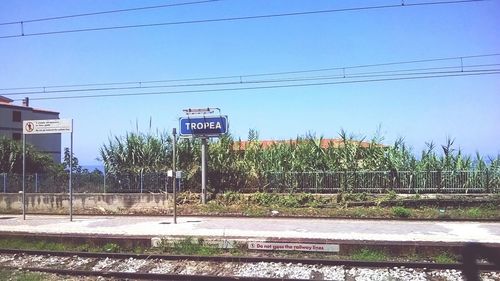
[0,265,303,281]
[0,248,498,271]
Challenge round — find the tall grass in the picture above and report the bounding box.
[100,129,500,193]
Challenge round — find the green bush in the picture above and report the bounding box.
[466,207,483,218]
[384,190,398,201]
[279,194,300,208]
[221,191,242,204]
[393,206,411,218]
[253,192,278,206]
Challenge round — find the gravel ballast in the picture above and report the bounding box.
[1,253,499,280]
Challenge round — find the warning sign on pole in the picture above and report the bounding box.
[23,119,72,134]
[22,118,74,222]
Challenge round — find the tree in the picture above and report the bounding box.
[63,147,82,173]
[0,136,56,173]
[100,131,171,174]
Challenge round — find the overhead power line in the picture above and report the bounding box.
[0,0,488,39]
[11,71,500,101]
[0,0,221,26]
[1,53,498,93]
[2,67,499,97]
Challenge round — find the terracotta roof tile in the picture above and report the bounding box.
[0,101,59,114]
[0,96,13,103]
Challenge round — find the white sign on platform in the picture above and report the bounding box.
[23,119,73,134]
[248,241,339,252]
[21,118,75,222]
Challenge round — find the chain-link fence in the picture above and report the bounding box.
[0,172,182,193]
[104,173,182,193]
[1,171,498,194]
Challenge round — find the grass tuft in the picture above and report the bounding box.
[0,269,48,281]
[434,252,457,263]
[156,237,222,256]
[351,248,388,261]
[103,242,121,253]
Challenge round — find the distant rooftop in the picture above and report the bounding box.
[0,95,13,103]
[0,95,59,114]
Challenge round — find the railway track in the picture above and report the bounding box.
[0,248,498,280]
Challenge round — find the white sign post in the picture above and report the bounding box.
[22,119,74,221]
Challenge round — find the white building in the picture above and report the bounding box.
[0,96,61,163]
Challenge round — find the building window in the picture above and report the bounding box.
[12,133,22,141]
[12,111,21,122]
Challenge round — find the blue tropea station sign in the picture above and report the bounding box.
[179,115,228,137]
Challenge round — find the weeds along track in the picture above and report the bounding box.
[0,249,499,280]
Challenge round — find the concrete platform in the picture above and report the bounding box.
[1,214,499,244]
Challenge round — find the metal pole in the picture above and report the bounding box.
[22,134,26,220]
[70,128,73,222]
[3,173,6,193]
[201,138,207,204]
[103,166,106,193]
[165,172,168,193]
[35,173,38,193]
[172,128,177,224]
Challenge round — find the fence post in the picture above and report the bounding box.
[103,167,107,193]
[485,170,490,193]
[342,171,346,193]
[140,170,143,193]
[438,171,442,193]
[35,173,38,193]
[167,175,168,194]
[353,171,357,193]
[315,172,318,193]
[2,173,6,193]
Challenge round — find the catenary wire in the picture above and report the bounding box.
[11,71,500,101]
[2,67,499,97]
[0,0,489,39]
[0,0,221,26]
[1,53,498,92]
[256,63,500,81]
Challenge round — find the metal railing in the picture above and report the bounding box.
[1,171,498,194]
[263,171,499,194]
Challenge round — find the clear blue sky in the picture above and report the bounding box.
[1,0,499,165]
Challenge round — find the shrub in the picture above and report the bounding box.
[276,194,298,208]
[384,190,398,201]
[393,206,411,218]
[466,207,483,218]
[253,192,277,206]
[221,191,242,204]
